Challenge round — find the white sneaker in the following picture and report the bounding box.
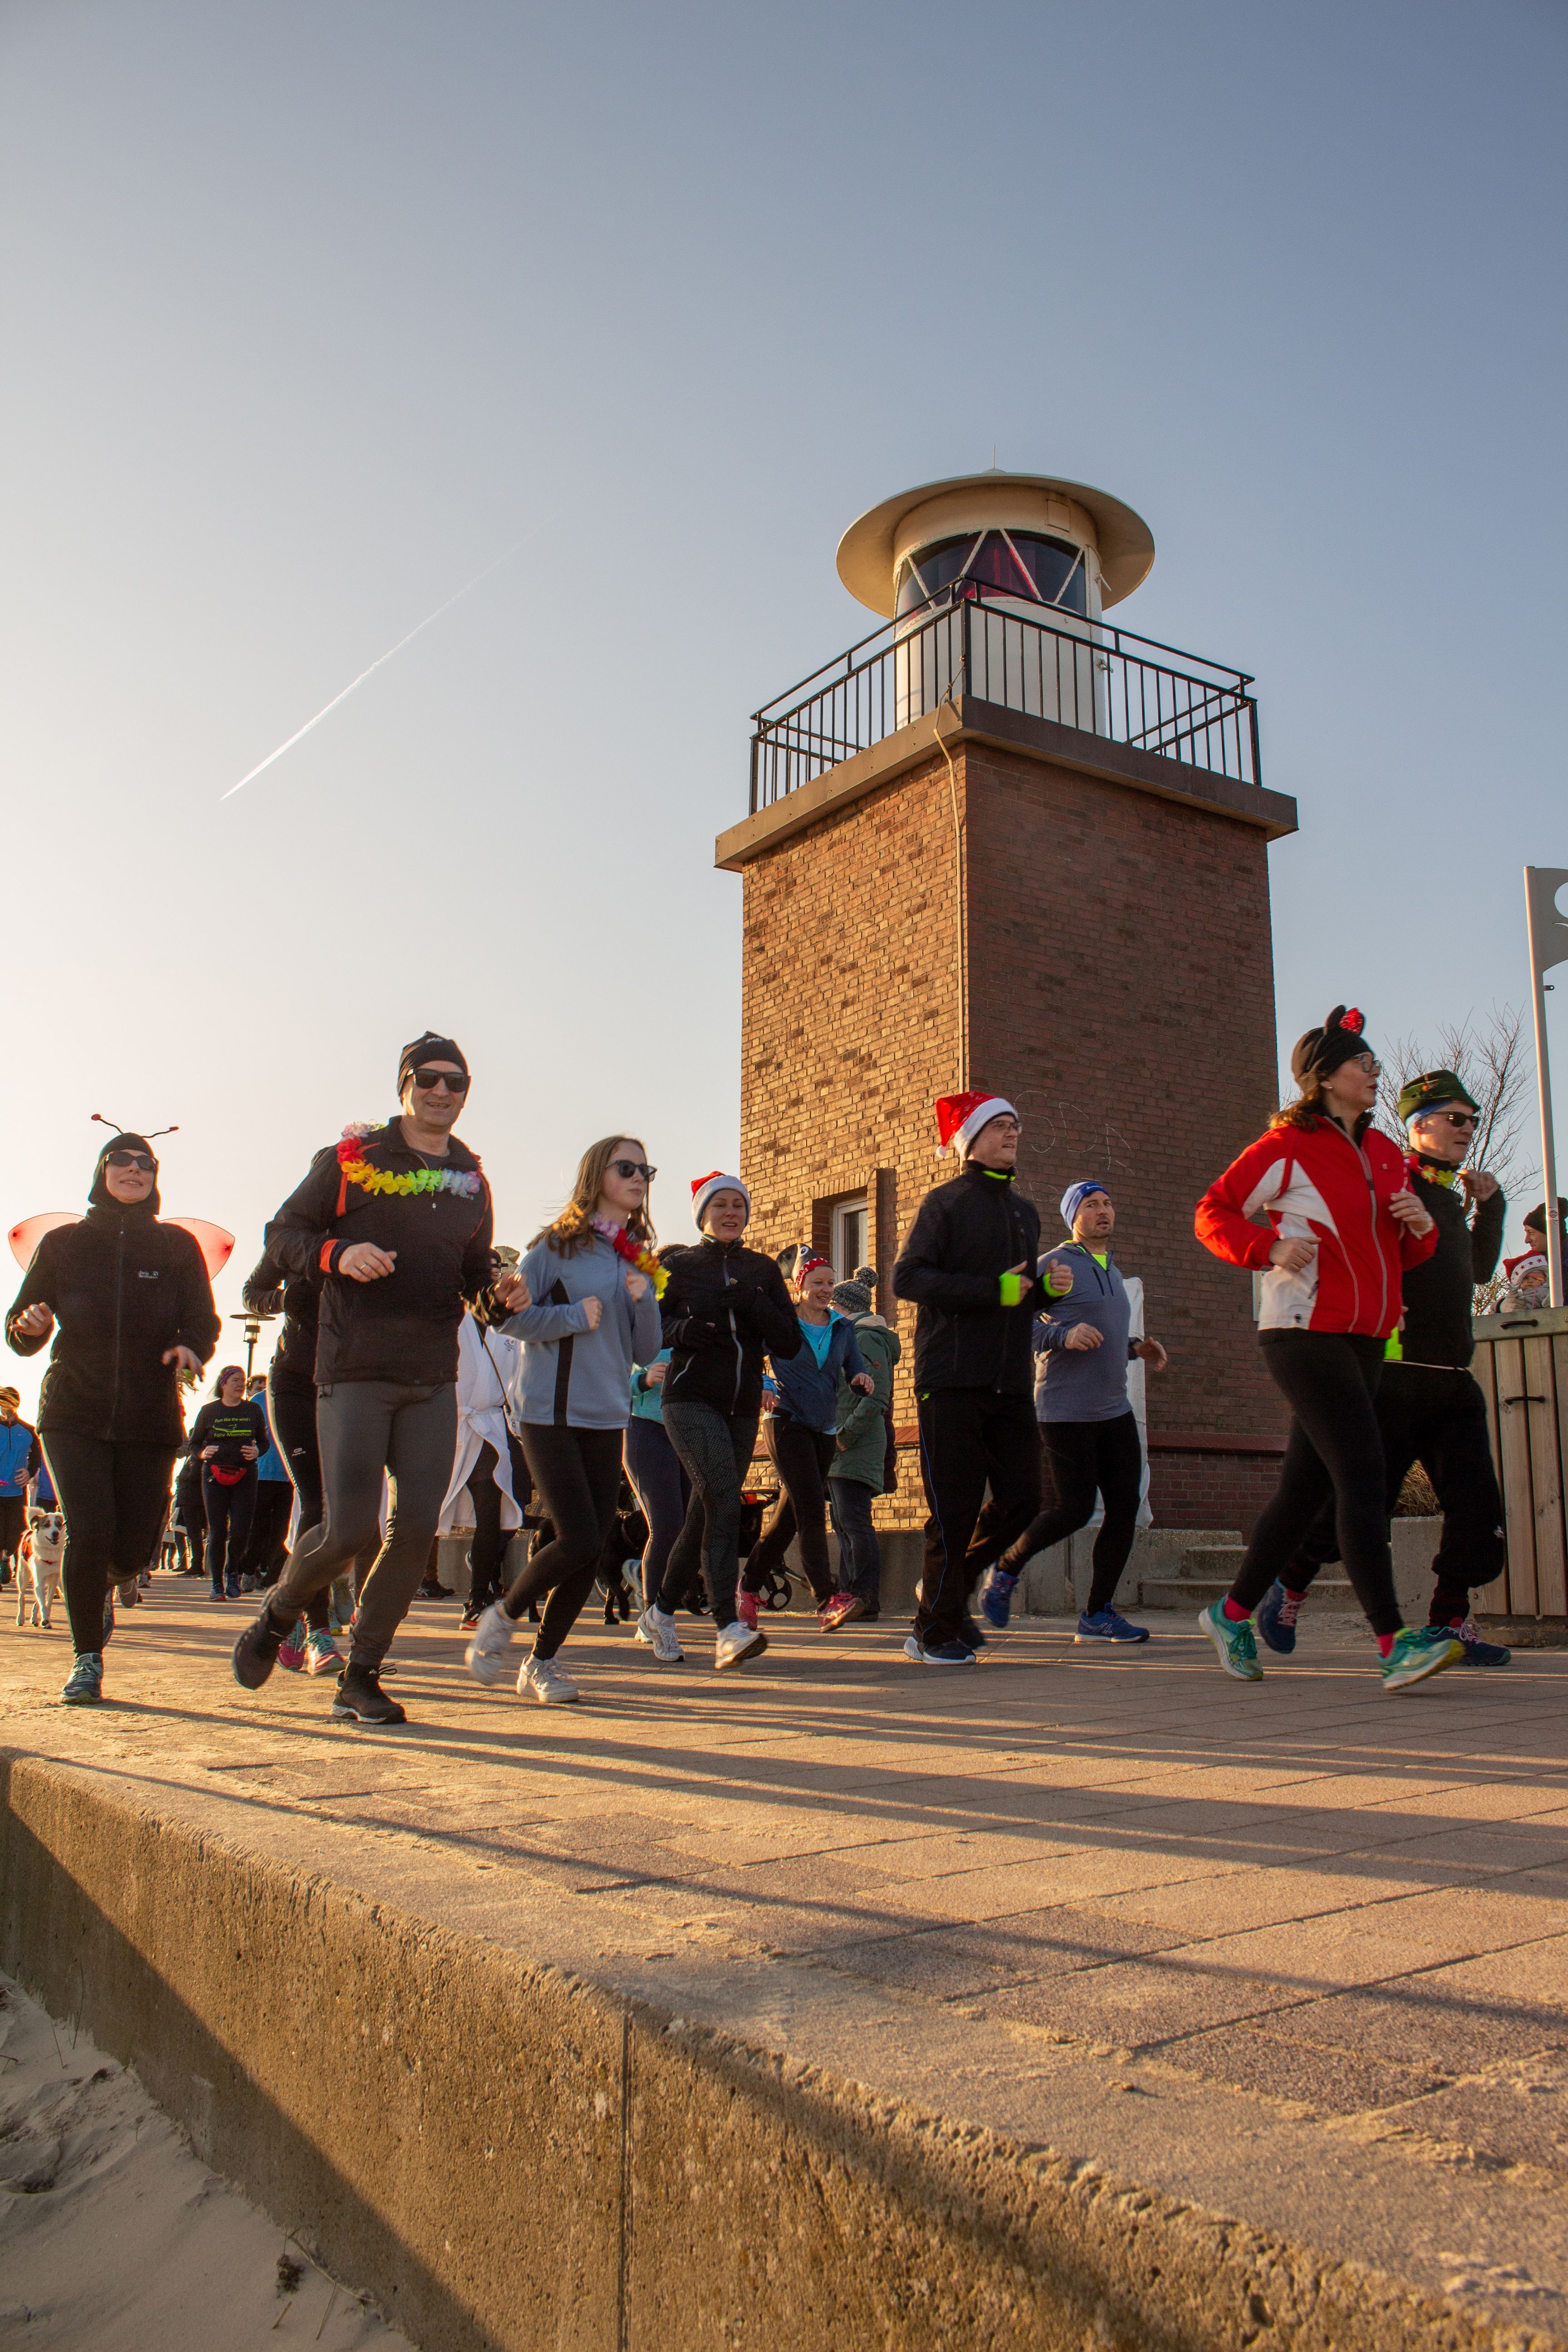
[714,1619,768,1671]
[465,1601,516,1687]
[636,1605,685,1662]
[519,1651,579,1704]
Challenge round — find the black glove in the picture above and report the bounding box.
[671,1313,728,1352]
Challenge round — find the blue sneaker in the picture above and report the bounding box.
[902,1635,979,1667]
[1446,1617,1512,1667]
[979,1571,1017,1631]
[61,1652,104,1706]
[1255,1581,1304,1656]
[1075,1607,1149,1644]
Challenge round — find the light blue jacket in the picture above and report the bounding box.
[501,1233,664,1431]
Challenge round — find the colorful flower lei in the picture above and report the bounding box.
[337,1123,484,1200]
[590,1215,668,1296]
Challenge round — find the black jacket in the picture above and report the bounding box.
[659,1238,801,1420]
[5,1205,220,1443]
[264,1124,495,1387]
[1397,1165,1505,1371]
[243,1248,320,1384]
[893,1162,1048,1394]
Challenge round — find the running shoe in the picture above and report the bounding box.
[1255,1581,1303,1656]
[1075,1608,1150,1644]
[636,1605,684,1663]
[961,1615,988,1649]
[1198,1600,1263,1681]
[225,1578,241,1600]
[331,1666,406,1726]
[276,1630,307,1673]
[980,1570,1018,1631]
[818,1591,865,1631]
[208,1585,227,1602]
[60,1652,104,1705]
[232,1605,285,1690]
[460,1609,481,1633]
[1446,1617,1512,1667]
[465,1601,516,1687]
[240,1575,256,1594]
[519,1652,579,1704]
[902,1635,978,1667]
[1381,1624,1465,1692]
[735,1588,760,1633]
[304,1629,343,1676]
[714,1620,768,1670]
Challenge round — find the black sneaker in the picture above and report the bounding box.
[331,1666,407,1726]
[232,1604,286,1690]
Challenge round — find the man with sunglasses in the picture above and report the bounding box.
[232,1032,527,1723]
[1259,1068,1510,1665]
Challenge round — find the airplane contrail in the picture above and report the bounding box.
[220,541,526,801]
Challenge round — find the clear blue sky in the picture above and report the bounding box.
[3,0,1564,1410]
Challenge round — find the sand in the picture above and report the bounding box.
[0,1972,409,2351]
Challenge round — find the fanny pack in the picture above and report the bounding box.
[207,1463,249,1487]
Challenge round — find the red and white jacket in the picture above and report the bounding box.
[1195,1117,1437,1337]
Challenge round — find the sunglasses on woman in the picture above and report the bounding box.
[106,1150,157,1172]
[411,1068,470,1093]
[610,1159,656,1181]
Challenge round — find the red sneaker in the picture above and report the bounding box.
[818,1591,865,1631]
[736,1589,760,1632]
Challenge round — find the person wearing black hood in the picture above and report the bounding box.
[230,1033,528,1725]
[5,1126,220,1704]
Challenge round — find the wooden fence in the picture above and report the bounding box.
[1473,1302,1568,1622]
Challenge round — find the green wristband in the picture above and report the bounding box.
[999,1270,1023,1308]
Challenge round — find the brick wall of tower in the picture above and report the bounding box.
[736,737,1289,1535]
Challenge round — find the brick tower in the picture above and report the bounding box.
[718,471,1298,1534]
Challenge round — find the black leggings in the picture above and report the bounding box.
[242,1481,295,1583]
[502,1426,625,1657]
[265,1366,330,1634]
[1228,1332,1402,1637]
[744,1420,836,1604]
[42,1433,176,1656]
[202,1467,257,1591]
[659,1402,760,1628]
[1000,1410,1143,1615]
[466,1439,510,1614]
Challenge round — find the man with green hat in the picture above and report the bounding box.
[1259,1068,1510,1665]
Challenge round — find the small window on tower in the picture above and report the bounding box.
[833,1196,868,1278]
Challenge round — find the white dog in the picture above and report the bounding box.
[16,1511,64,1630]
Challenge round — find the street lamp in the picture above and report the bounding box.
[229,1308,277,1383]
[1524,865,1568,1310]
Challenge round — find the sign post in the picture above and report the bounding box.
[1525,866,1568,1310]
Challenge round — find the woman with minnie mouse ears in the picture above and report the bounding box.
[1194,1005,1464,1694]
[737,1248,875,1633]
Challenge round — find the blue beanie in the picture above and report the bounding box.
[1060,1181,1108,1230]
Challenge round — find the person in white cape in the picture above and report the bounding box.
[439,1307,526,1629]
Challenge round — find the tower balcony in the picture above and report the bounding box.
[723,582,1295,870]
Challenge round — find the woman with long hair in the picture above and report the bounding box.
[1194,1004,1462,1693]
[5,1126,220,1703]
[187,1363,270,1599]
[465,1137,663,1702]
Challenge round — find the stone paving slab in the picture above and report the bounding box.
[3,1579,1568,2340]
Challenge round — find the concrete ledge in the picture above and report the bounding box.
[0,1750,1544,2352]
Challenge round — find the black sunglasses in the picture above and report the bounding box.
[610,1159,656,1181]
[410,1067,470,1093]
[106,1150,157,1171]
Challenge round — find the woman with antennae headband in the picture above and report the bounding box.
[5,1119,220,1705]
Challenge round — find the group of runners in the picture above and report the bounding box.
[3,1004,1524,1720]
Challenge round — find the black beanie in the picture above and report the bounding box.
[88,1131,162,1215]
[1525,1199,1568,1234]
[1290,1004,1374,1086]
[397,1032,470,1092]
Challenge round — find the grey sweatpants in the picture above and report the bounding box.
[265,1380,456,1670]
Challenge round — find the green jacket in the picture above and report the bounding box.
[832,1314,901,1489]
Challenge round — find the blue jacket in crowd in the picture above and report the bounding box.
[769,1313,867,1433]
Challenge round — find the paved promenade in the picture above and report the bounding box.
[3,1579,1566,2338]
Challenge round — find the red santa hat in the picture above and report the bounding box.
[691,1171,751,1228]
[935,1092,1018,1157]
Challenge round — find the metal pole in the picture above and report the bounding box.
[1524,867,1568,1309]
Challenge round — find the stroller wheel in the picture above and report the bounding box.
[759,1570,794,1613]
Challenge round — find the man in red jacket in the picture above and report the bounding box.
[1193,1004,1461,1693]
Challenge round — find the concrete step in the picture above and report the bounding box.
[1141,1574,1357,1611]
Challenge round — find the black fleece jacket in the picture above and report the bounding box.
[243,1248,320,1383]
[1397,1164,1505,1370]
[893,1161,1048,1395]
[659,1238,801,1420]
[5,1205,220,1443]
[264,1123,495,1387]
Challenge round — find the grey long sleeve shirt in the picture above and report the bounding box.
[1033,1243,1137,1424]
[502,1233,664,1431]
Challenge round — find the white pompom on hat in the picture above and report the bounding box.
[935,1092,1017,1156]
[691,1171,751,1228]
